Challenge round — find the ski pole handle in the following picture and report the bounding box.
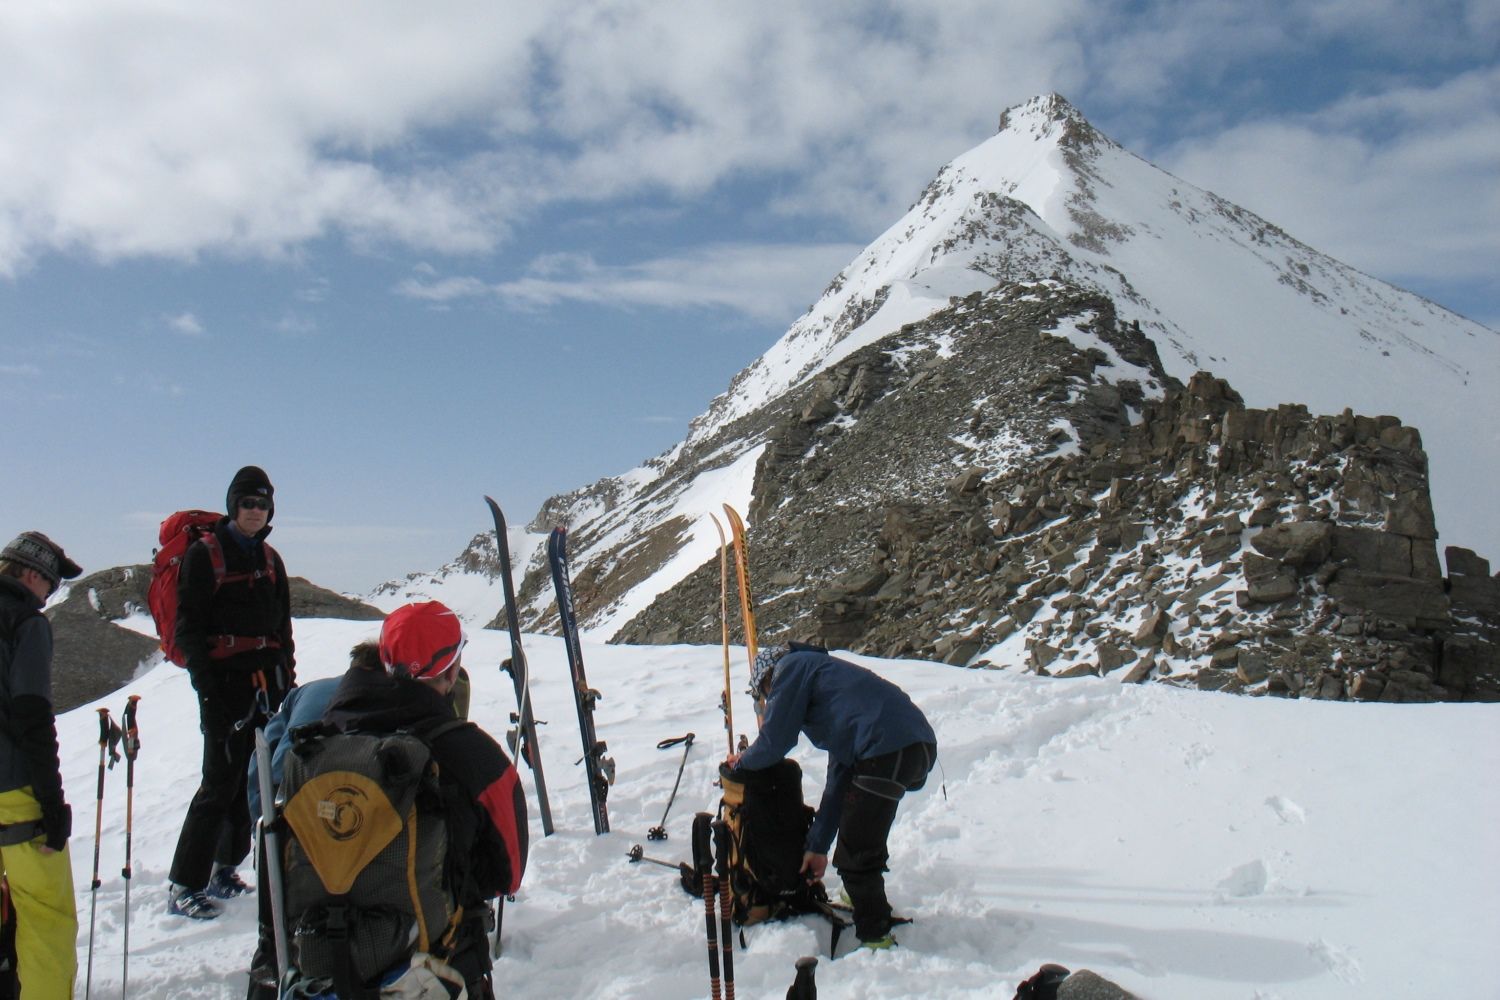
[121,694,141,760]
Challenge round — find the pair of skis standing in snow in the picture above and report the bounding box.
[512,501,933,996]
[490,503,754,849]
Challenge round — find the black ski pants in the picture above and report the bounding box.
[169,670,261,890]
[832,740,935,942]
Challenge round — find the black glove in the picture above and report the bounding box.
[187,662,213,693]
[39,800,71,850]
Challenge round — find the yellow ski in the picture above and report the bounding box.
[709,513,737,755]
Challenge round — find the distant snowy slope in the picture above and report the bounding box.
[64,618,1500,998]
[366,522,547,625]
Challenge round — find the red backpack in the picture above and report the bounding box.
[148,510,280,667]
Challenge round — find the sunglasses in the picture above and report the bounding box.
[238,497,271,511]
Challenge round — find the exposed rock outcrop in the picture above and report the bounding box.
[614,294,1498,702]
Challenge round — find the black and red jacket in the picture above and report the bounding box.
[174,518,295,682]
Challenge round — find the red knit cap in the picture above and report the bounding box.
[379,601,466,679]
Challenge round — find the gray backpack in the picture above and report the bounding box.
[279,720,465,997]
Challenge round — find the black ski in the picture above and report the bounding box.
[485,496,554,837]
[546,526,612,835]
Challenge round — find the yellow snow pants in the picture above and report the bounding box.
[0,787,78,1000]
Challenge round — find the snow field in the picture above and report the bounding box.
[58,617,1500,998]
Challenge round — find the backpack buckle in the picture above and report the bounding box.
[323,904,349,941]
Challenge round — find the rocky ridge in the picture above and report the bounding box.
[614,286,1498,702]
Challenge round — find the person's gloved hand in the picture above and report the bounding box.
[39,800,71,851]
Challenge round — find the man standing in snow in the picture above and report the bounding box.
[322,601,527,997]
[0,531,82,999]
[167,465,295,920]
[726,642,936,949]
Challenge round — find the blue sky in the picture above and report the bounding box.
[2,2,1496,593]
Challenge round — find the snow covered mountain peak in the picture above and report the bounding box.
[678,93,1497,554]
[385,95,1498,633]
[993,92,1109,153]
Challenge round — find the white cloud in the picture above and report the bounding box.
[1159,67,1500,289]
[394,274,491,303]
[397,241,863,324]
[0,363,40,376]
[295,278,331,303]
[0,0,1491,324]
[0,2,1089,274]
[273,313,318,336]
[165,312,204,336]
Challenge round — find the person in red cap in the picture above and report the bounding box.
[320,601,528,998]
[167,465,296,920]
[0,531,82,1000]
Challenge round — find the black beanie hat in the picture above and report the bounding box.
[227,465,275,522]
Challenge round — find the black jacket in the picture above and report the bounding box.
[174,519,294,683]
[0,576,70,848]
[323,669,528,899]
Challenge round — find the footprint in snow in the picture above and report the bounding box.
[1183,742,1212,770]
[1215,859,1269,898]
[1308,938,1363,983]
[1265,795,1306,824]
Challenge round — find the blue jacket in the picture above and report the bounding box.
[246,676,339,819]
[737,648,935,854]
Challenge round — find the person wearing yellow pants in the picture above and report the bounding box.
[1,532,83,1000]
[0,788,77,1000]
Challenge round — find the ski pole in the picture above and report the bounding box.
[498,893,516,959]
[85,707,121,1000]
[252,689,290,986]
[626,844,696,882]
[649,732,694,841]
[709,513,736,755]
[712,819,736,999]
[692,813,721,1000]
[785,956,818,1000]
[119,695,140,999]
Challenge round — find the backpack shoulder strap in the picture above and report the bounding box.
[201,532,280,591]
[198,532,228,590]
[410,717,468,746]
[261,542,280,587]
